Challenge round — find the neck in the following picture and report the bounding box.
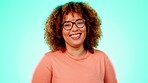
[65,44,86,58]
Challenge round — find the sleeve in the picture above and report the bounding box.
[104,55,118,83]
[31,54,52,83]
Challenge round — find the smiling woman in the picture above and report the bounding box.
[44,1,101,53]
[31,1,118,83]
[62,12,87,54]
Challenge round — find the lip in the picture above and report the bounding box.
[69,33,82,40]
[69,33,82,37]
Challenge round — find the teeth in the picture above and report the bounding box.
[70,34,80,37]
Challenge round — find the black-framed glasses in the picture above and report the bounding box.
[62,19,85,30]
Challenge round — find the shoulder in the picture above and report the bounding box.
[94,49,113,64]
[90,49,110,61]
[93,49,108,58]
[42,50,63,60]
[44,50,62,57]
[37,50,63,66]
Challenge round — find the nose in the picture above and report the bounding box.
[71,24,78,32]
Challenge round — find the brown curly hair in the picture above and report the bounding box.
[45,1,102,53]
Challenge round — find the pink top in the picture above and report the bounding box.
[32,50,117,83]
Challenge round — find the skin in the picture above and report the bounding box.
[62,12,87,58]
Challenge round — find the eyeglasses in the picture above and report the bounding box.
[62,19,85,30]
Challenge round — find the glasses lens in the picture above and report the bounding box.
[76,19,85,28]
[63,22,72,30]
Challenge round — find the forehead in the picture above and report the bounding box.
[63,12,82,21]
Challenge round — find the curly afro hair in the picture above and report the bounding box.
[45,1,102,53]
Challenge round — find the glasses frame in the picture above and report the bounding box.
[62,19,85,30]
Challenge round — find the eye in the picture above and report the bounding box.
[77,21,84,24]
[64,23,71,27]
[76,19,85,25]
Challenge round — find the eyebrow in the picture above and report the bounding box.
[62,18,83,24]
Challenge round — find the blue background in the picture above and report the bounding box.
[0,0,148,83]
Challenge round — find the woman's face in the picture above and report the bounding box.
[62,12,86,48]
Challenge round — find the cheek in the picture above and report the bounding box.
[62,29,69,38]
[83,27,87,40]
[82,26,87,35]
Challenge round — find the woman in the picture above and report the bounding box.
[32,1,118,83]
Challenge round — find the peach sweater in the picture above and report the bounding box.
[32,50,117,83]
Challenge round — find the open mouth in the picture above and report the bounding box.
[69,33,81,40]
